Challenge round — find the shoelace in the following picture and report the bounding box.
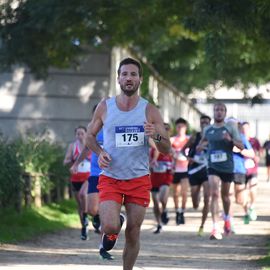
[107,234,118,241]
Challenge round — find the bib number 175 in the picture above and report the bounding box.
[115,126,144,147]
[122,133,138,142]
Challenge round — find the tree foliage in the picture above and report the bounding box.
[1,0,270,93]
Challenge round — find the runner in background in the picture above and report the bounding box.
[182,115,211,236]
[263,135,270,182]
[227,119,255,225]
[170,118,190,225]
[63,126,91,240]
[242,121,262,220]
[150,123,172,234]
[197,103,243,240]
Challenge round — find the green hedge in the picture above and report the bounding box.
[0,134,69,211]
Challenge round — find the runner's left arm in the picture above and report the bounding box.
[145,104,171,154]
[229,125,244,150]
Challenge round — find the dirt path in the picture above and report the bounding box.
[1,167,270,270]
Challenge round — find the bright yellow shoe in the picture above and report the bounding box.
[197,227,204,237]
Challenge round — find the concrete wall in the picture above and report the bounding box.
[0,47,203,144]
[0,52,110,143]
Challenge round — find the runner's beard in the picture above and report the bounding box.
[121,85,139,97]
[215,117,224,123]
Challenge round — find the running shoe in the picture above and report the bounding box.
[99,248,114,260]
[92,214,101,234]
[176,212,181,225]
[153,224,162,234]
[223,220,232,235]
[81,226,88,240]
[243,214,250,224]
[197,226,204,237]
[209,229,222,240]
[179,212,185,224]
[161,211,169,225]
[248,208,257,221]
[102,213,126,251]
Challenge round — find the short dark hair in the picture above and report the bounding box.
[200,115,211,122]
[242,121,249,126]
[214,102,227,112]
[75,126,87,133]
[175,117,187,126]
[117,57,142,77]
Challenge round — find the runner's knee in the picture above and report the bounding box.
[102,223,119,235]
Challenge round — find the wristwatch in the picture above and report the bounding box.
[153,133,162,143]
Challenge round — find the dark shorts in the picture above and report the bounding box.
[151,184,170,193]
[234,173,246,185]
[246,173,257,182]
[208,168,234,183]
[266,157,270,166]
[71,181,84,192]
[88,176,99,194]
[173,172,188,184]
[188,168,208,186]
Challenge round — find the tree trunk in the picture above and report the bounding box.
[24,173,32,207]
[33,176,42,207]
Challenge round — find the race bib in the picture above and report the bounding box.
[153,161,167,173]
[193,153,207,165]
[210,151,227,163]
[78,160,91,173]
[115,125,145,147]
[268,149,270,155]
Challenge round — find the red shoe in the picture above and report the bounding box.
[224,220,232,235]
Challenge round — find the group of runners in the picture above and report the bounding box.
[63,57,268,270]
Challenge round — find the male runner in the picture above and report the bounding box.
[71,57,170,270]
[197,103,243,240]
[170,118,189,225]
[182,115,211,236]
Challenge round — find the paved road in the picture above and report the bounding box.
[0,167,269,270]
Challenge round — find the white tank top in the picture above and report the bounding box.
[102,97,149,180]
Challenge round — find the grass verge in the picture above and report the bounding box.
[0,200,79,244]
[259,241,270,270]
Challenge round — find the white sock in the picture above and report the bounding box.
[213,222,220,230]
